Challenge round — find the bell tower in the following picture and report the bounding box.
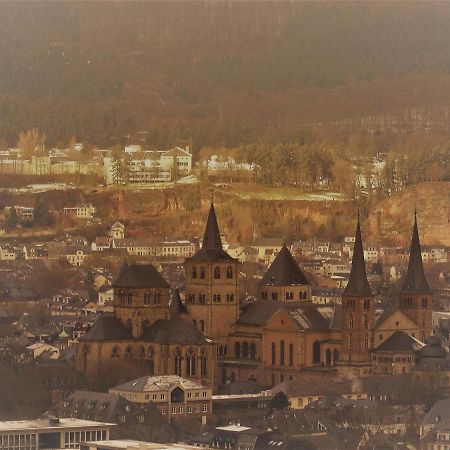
[341,216,374,364]
[399,212,432,341]
[184,203,238,340]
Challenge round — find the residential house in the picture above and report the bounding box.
[64,204,96,220]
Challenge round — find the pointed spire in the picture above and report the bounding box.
[202,203,223,250]
[401,212,431,293]
[344,216,372,297]
[170,288,187,317]
[261,244,309,287]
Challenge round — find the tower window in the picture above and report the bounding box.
[214,267,221,279]
[289,343,294,366]
[192,267,197,279]
[280,340,285,366]
[226,266,233,279]
[271,342,276,365]
[200,267,205,279]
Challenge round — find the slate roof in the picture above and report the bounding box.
[190,203,234,261]
[79,314,132,341]
[261,244,310,286]
[343,218,373,297]
[373,331,423,353]
[143,316,209,344]
[401,214,431,294]
[112,375,205,393]
[237,300,337,330]
[112,264,169,289]
[46,391,167,426]
[169,289,187,317]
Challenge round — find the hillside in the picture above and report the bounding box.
[3,2,450,146]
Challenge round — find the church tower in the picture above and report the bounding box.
[341,217,374,363]
[258,244,311,301]
[185,203,239,339]
[399,213,432,341]
[113,264,170,338]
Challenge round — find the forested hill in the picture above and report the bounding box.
[3,1,450,147]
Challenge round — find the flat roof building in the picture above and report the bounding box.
[0,418,113,450]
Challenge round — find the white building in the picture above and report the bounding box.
[0,418,112,450]
[64,204,96,220]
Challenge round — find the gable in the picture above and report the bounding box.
[375,309,420,333]
[265,308,301,332]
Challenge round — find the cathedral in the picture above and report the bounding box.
[75,204,433,387]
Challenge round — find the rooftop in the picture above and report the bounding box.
[0,418,113,432]
[111,375,206,393]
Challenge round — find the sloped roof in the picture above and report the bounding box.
[143,316,209,344]
[401,214,431,294]
[261,244,310,286]
[343,219,372,297]
[237,300,336,330]
[374,331,423,352]
[190,203,234,262]
[169,289,187,317]
[79,314,132,341]
[112,264,169,289]
[112,375,205,393]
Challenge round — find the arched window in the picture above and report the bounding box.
[422,298,428,309]
[364,334,369,349]
[271,342,276,365]
[200,267,205,279]
[280,374,285,382]
[226,266,233,279]
[127,292,133,305]
[230,372,236,383]
[235,342,241,358]
[201,351,207,377]
[174,349,182,376]
[193,319,197,327]
[118,290,125,305]
[218,346,223,356]
[289,343,294,366]
[280,340,285,366]
[333,349,339,364]
[138,346,145,359]
[303,291,308,300]
[312,341,321,364]
[250,343,256,359]
[200,320,205,332]
[223,345,228,356]
[271,373,276,386]
[214,267,221,279]
[364,299,370,310]
[348,314,354,329]
[111,346,122,358]
[124,346,133,360]
[242,342,249,358]
[192,266,197,279]
[147,346,154,360]
[364,314,369,329]
[186,350,196,376]
[326,349,332,365]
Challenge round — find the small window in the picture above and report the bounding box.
[214,267,221,279]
